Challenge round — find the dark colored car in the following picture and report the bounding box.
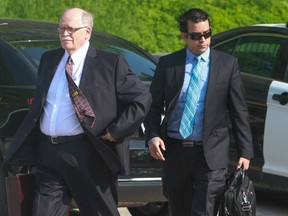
[211,23,288,190]
[0,18,167,216]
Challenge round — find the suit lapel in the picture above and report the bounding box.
[166,49,186,114]
[41,49,64,107]
[79,45,98,90]
[204,49,220,113]
[174,49,186,91]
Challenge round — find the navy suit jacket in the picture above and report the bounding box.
[145,48,253,170]
[4,45,152,176]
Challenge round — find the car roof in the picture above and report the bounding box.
[252,23,288,29]
[0,18,142,48]
[213,23,288,35]
[0,18,59,41]
[211,23,288,46]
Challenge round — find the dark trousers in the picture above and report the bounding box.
[33,135,119,216]
[162,141,226,216]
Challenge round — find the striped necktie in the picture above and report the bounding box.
[65,56,96,128]
[179,56,202,139]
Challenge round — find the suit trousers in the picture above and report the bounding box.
[162,140,226,216]
[33,135,119,216]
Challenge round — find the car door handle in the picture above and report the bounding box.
[272,92,288,105]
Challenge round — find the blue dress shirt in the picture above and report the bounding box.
[167,47,210,141]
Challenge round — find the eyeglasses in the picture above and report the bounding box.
[57,26,88,34]
[186,29,212,40]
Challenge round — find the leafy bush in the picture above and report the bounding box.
[0,0,287,53]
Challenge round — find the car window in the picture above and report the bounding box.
[212,39,237,54]
[90,35,155,87]
[115,47,155,86]
[10,40,61,68]
[215,36,286,80]
[11,36,155,88]
[0,40,36,86]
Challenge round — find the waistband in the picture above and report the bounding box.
[165,136,202,147]
[42,133,85,144]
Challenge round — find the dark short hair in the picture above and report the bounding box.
[178,8,210,33]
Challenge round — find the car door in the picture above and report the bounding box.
[212,32,288,177]
[263,80,288,177]
[0,40,36,138]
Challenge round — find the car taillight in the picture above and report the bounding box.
[28,97,33,105]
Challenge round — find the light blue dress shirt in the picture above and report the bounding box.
[167,47,210,141]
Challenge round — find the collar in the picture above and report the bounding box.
[64,41,90,65]
[186,47,210,62]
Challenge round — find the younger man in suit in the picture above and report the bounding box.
[144,8,253,216]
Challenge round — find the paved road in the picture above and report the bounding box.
[118,189,288,216]
[256,189,288,216]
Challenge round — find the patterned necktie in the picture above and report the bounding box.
[179,56,202,139]
[65,56,96,128]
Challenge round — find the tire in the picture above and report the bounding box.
[128,202,169,216]
[0,153,8,216]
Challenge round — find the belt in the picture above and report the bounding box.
[43,134,85,144]
[166,137,203,147]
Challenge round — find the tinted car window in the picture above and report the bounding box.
[215,36,286,80]
[90,35,155,85]
[10,34,155,87]
[212,39,237,54]
[0,40,36,86]
[11,41,61,67]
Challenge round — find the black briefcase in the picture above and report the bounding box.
[219,168,256,216]
[5,173,35,216]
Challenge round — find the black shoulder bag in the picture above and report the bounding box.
[219,167,256,216]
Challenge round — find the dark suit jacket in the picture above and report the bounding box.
[4,45,152,176]
[145,48,253,170]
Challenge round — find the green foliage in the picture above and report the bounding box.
[0,0,287,53]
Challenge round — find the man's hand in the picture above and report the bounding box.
[101,130,116,142]
[237,157,250,170]
[148,137,166,161]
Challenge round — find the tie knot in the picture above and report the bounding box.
[67,56,73,64]
[66,56,73,77]
[194,55,201,62]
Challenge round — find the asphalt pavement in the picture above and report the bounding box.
[118,189,288,216]
[81,189,288,216]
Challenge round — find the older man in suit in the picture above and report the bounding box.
[144,8,253,216]
[3,8,151,216]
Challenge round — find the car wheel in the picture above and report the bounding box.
[128,202,169,216]
[0,153,8,216]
